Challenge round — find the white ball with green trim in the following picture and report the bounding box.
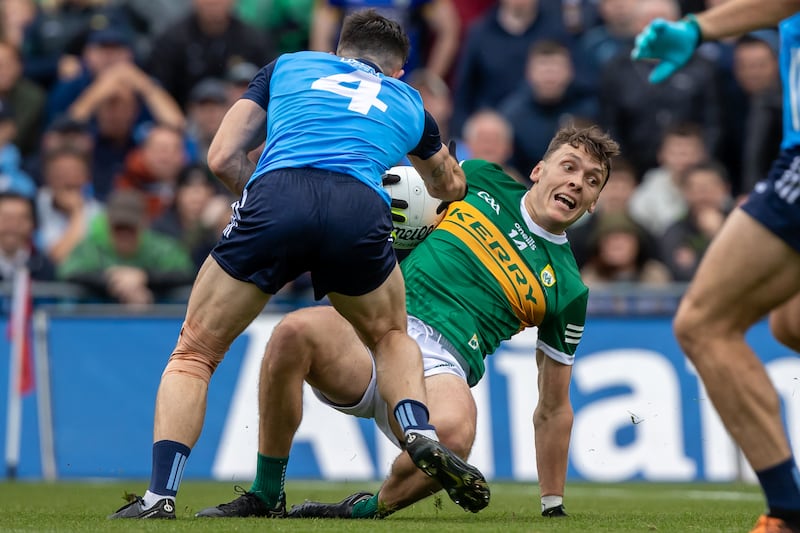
[382,165,444,250]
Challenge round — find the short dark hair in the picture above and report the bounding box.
[681,159,731,186]
[42,145,91,173]
[0,191,36,225]
[662,121,704,143]
[528,39,570,59]
[336,9,410,73]
[542,125,621,185]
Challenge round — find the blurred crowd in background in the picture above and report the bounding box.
[0,0,780,308]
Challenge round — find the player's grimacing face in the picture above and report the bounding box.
[526,144,604,234]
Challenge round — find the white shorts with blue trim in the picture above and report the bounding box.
[310,315,468,448]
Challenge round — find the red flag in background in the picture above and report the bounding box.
[7,267,34,395]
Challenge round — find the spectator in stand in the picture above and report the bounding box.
[236,0,313,55]
[146,0,274,110]
[499,39,598,176]
[451,0,572,136]
[460,109,523,183]
[113,0,193,56]
[1,0,36,50]
[0,102,36,199]
[44,23,138,123]
[35,146,103,265]
[580,212,672,287]
[0,40,45,157]
[24,114,94,186]
[575,0,637,90]
[185,78,230,166]
[451,0,495,36]
[0,192,54,282]
[224,62,259,105]
[567,156,655,268]
[19,0,136,89]
[629,122,708,237]
[733,32,782,196]
[65,54,185,131]
[660,160,733,281]
[598,0,721,177]
[310,0,460,81]
[114,123,188,222]
[57,189,195,307]
[152,163,222,271]
[407,69,456,146]
[705,28,780,195]
[65,60,185,201]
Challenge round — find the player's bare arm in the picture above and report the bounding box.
[207,99,267,195]
[534,349,573,506]
[408,144,466,203]
[695,0,800,40]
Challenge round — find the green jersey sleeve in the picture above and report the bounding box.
[535,278,588,365]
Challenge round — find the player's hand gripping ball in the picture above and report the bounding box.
[381,166,445,250]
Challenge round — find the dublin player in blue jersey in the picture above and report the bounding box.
[632,2,800,532]
[109,9,485,520]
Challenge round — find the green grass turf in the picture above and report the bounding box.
[0,480,764,532]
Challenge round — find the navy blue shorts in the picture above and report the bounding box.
[211,168,396,300]
[741,146,800,252]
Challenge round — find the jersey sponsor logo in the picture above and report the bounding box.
[393,224,437,242]
[508,223,536,251]
[477,191,500,214]
[565,323,584,345]
[540,265,556,287]
[438,203,546,327]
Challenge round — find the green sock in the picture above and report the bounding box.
[249,453,288,507]
[352,493,380,518]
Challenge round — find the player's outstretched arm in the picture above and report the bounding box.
[534,349,573,517]
[694,0,800,41]
[632,0,800,83]
[207,99,267,195]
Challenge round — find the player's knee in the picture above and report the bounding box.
[434,418,475,459]
[163,320,230,382]
[673,301,708,358]
[267,313,317,361]
[264,312,318,369]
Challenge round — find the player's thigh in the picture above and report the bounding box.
[296,306,376,406]
[185,255,271,345]
[679,209,800,332]
[328,265,408,349]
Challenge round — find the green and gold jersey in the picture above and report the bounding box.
[403,160,588,386]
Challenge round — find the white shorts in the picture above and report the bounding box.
[311,315,468,448]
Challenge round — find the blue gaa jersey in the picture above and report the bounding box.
[780,14,800,149]
[245,51,426,204]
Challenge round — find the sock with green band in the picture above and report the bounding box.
[249,453,288,507]
[352,493,380,518]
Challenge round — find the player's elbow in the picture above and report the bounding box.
[207,143,234,179]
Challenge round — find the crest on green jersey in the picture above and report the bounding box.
[540,265,556,287]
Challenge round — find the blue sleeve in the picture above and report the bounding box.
[408,110,442,160]
[241,59,277,111]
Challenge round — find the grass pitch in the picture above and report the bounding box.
[0,480,763,532]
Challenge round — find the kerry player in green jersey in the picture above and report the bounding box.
[196,126,619,520]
